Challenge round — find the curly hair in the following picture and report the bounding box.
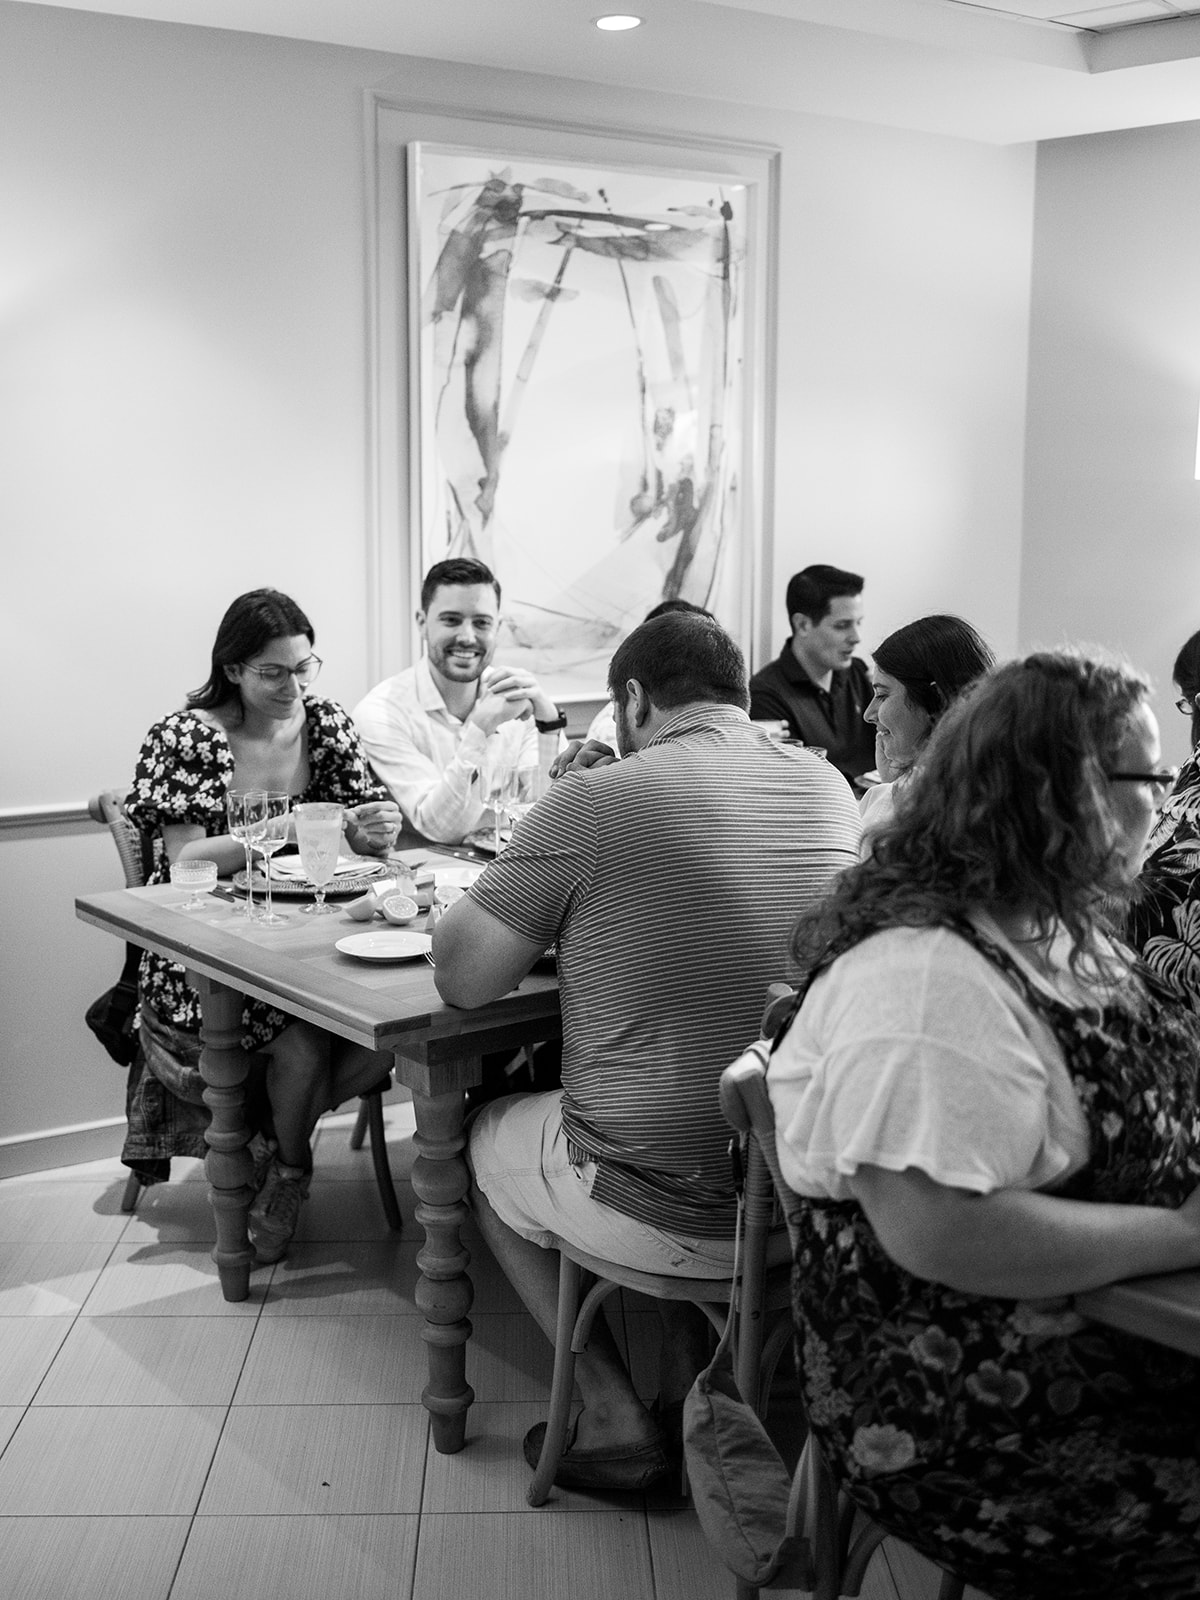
[792,649,1150,980]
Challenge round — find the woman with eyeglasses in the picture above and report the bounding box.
[764,651,1200,1600]
[859,614,995,854]
[124,589,401,1261]
[1123,627,1200,997]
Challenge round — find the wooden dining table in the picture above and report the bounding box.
[75,873,561,1454]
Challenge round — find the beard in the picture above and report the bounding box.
[429,640,489,681]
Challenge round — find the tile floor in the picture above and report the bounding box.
[0,1093,977,1600]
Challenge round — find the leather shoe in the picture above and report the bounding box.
[523,1418,672,1491]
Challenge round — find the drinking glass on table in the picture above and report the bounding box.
[253,792,291,927]
[294,801,343,916]
[506,764,541,827]
[169,859,218,911]
[226,788,267,918]
[482,764,521,855]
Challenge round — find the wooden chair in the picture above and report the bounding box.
[720,1039,966,1600]
[525,1109,794,1509]
[88,790,403,1230]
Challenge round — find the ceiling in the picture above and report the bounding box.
[954,0,1200,28]
[14,0,1200,143]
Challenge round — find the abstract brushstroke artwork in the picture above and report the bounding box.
[408,143,753,697]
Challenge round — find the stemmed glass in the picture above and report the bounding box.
[226,789,267,918]
[507,764,540,829]
[483,765,520,855]
[169,859,218,911]
[294,801,343,916]
[253,792,291,927]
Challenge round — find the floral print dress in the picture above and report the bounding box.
[1125,747,1200,1002]
[126,697,387,1050]
[777,919,1200,1600]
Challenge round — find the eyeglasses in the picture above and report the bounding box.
[1175,695,1198,716]
[1107,767,1179,795]
[238,655,322,687]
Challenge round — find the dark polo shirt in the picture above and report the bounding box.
[749,642,875,784]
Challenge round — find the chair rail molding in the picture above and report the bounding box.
[0,801,96,834]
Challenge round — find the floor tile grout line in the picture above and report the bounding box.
[0,1157,868,1600]
[0,1220,131,1462]
[408,1408,435,1600]
[162,1278,277,1600]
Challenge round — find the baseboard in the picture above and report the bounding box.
[0,1117,126,1180]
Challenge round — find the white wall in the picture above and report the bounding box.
[1022,120,1200,765]
[0,1,1036,1155]
[771,114,1034,657]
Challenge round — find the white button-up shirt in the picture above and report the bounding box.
[352,657,540,843]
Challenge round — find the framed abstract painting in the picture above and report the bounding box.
[404,139,771,701]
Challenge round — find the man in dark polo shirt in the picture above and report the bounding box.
[431,611,860,1492]
[749,563,875,786]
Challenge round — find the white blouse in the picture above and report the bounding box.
[857,779,900,858]
[766,917,1094,1202]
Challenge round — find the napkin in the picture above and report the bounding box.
[269,855,377,881]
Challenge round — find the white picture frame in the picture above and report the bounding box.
[365,99,778,697]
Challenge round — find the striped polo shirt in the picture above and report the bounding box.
[468,704,862,1237]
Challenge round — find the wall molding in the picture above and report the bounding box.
[0,802,97,835]
[0,1117,126,1181]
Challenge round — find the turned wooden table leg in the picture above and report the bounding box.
[195,975,255,1302]
[409,1081,476,1453]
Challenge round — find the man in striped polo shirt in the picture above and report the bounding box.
[432,610,861,1490]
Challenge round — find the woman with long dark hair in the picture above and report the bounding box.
[859,613,995,850]
[766,650,1200,1600]
[125,589,401,1261]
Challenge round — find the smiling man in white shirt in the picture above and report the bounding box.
[352,558,567,844]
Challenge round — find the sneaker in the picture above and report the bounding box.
[248,1158,311,1264]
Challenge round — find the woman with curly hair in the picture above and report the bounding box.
[765,650,1200,1600]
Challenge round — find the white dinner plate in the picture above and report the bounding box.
[335,930,433,962]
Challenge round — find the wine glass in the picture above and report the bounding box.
[482,764,521,855]
[507,764,541,828]
[226,789,266,918]
[294,801,343,916]
[169,859,218,911]
[253,792,291,927]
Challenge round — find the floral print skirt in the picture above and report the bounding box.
[790,1198,1200,1600]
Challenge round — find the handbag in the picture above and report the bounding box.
[85,943,142,1066]
[682,1187,800,1588]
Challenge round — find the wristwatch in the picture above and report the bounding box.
[534,704,568,733]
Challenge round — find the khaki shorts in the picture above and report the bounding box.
[468,1089,750,1279]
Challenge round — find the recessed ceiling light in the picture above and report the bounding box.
[595,15,643,31]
